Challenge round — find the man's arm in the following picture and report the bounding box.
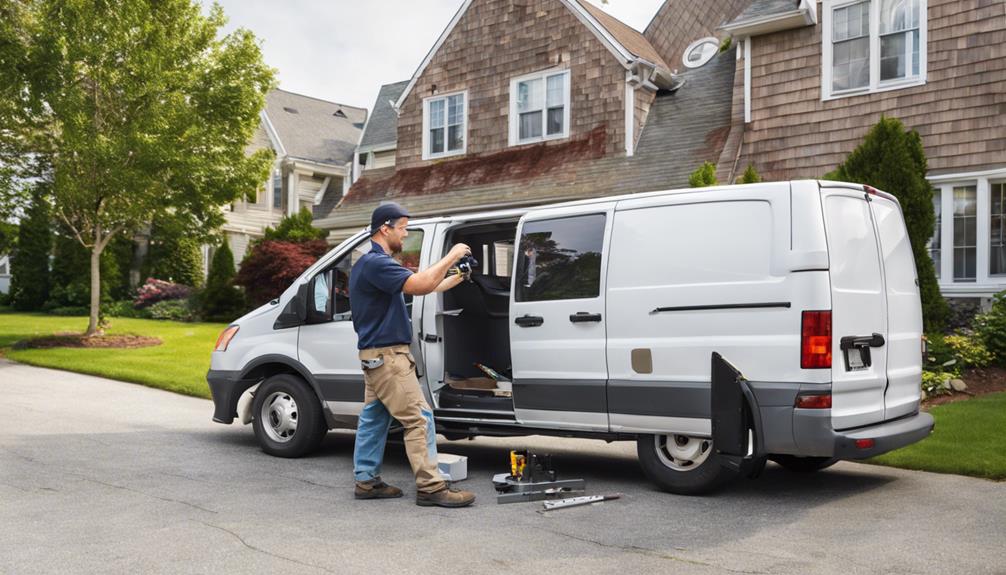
[403,243,470,296]
[433,274,464,293]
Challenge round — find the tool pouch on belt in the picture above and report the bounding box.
[361,356,385,371]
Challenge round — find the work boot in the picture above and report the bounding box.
[354,477,403,500]
[416,486,476,508]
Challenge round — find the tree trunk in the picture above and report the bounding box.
[86,245,102,336]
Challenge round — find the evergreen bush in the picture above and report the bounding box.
[197,239,248,322]
[688,162,718,188]
[825,116,949,332]
[9,187,51,311]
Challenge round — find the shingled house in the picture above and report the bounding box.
[223,89,365,262]
[315,0,753,241]
[720,0,1005,310]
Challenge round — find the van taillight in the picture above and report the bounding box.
[801,310,832,369]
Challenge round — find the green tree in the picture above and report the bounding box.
[2,0,275,335]
[144,214,206,288]
[826,115,949,331]
[261,207,328,244]
[688,162,718,187]
[198,238,247,322]
[737,163,761,184]
[9,184,51,311]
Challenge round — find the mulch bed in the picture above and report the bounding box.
[924,366,1006,407]
[13,332,162,350]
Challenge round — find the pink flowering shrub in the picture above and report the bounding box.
[133,277,193,309]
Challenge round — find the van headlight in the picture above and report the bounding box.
[214,325,240,352]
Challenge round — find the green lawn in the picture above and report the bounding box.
[0,308,225,399]
[867,392,1006,480]
[1,307,1003,481]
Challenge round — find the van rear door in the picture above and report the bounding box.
[821,186,888,430]
[868,193,924,420]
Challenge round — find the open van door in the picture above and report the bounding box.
[508,203,614,432]
[821,186,889,430]
[867,191,924,421]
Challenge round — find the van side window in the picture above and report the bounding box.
[515,214,605,302]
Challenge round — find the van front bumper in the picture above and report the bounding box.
[790,409,935,459]
[207,369,256,424]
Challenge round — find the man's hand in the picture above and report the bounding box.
[447,243,471,264]
[403,242,473,296]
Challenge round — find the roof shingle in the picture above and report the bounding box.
[265,89,367,166]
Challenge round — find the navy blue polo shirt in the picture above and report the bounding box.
[349,241,415,350]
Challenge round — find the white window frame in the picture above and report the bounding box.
[508,68,571,147]
[822,0,927,101]
[422,90,468,161]
[929,168,1006,295]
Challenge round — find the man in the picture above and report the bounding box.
[350,202,476,508]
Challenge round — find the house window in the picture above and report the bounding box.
[272,170,283,209]
[822,0,926,99]
[509,69,570,145]
[953,185,976,282]
[423,91,466,160]
[929,189,941,279]
[991,182,1006,276]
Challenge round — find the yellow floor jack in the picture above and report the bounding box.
[492,450,586,504]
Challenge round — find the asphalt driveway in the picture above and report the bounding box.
[1,359,1003,575]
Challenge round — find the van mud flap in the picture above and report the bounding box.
[711,352,765,476]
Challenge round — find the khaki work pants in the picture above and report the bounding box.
[355,345,446,494]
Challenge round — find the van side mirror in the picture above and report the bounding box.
[273,282,310,329]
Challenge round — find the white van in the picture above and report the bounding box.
[207,180,934,494]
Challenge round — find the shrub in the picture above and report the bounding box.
[945,332,993,368]
[235,239,328,307]
[973,291,1006,365]
[197,239,248,322]
[688,162,718,188]
[261,207,328,244]
[9,186,51,311]
[921,370,952,398]
[736,163,761,184]
[46,306,90,316]
[107,300,152,319]
[143,215,205,288]
[133,278,193,309]
[147,298,196,322]
[825,115,948,332]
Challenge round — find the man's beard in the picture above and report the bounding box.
[389,237,404,254]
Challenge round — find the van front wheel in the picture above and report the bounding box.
[636,434,738,495]
[251,374,327,458]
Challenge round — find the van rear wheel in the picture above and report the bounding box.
[636,434,738,495]
[251,374,327,458]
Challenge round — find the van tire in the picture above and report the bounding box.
[636,434,738,495]
[252,374,327,458]
[769,455,838,473]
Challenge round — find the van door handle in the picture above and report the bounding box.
[840,333,885,350]
[515,315,544,327]
[569,312,602,323]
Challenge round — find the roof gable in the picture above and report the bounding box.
[358,80,410,151]
[265,89,367,166]
[395,0,669,110]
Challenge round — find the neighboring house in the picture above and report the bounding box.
[224,89,366,263]
[0,254,9,295]
[315,0,750,240]
[718,0,1005,312]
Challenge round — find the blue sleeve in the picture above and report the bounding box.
[366,255,414,294]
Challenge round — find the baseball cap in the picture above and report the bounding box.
[369,202,411,235]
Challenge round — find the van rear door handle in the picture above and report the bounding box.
[840,333,885,350]
[515,315,544,327]
[569,312,602,323]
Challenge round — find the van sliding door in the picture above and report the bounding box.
[508,204,614,431]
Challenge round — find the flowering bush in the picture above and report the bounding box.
[234,240,329,307]
[133,277,193,309]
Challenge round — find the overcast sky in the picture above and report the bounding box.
[207,0,664,111]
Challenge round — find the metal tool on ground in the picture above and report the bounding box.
[493,450,585,504]
[541,493,622,511]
